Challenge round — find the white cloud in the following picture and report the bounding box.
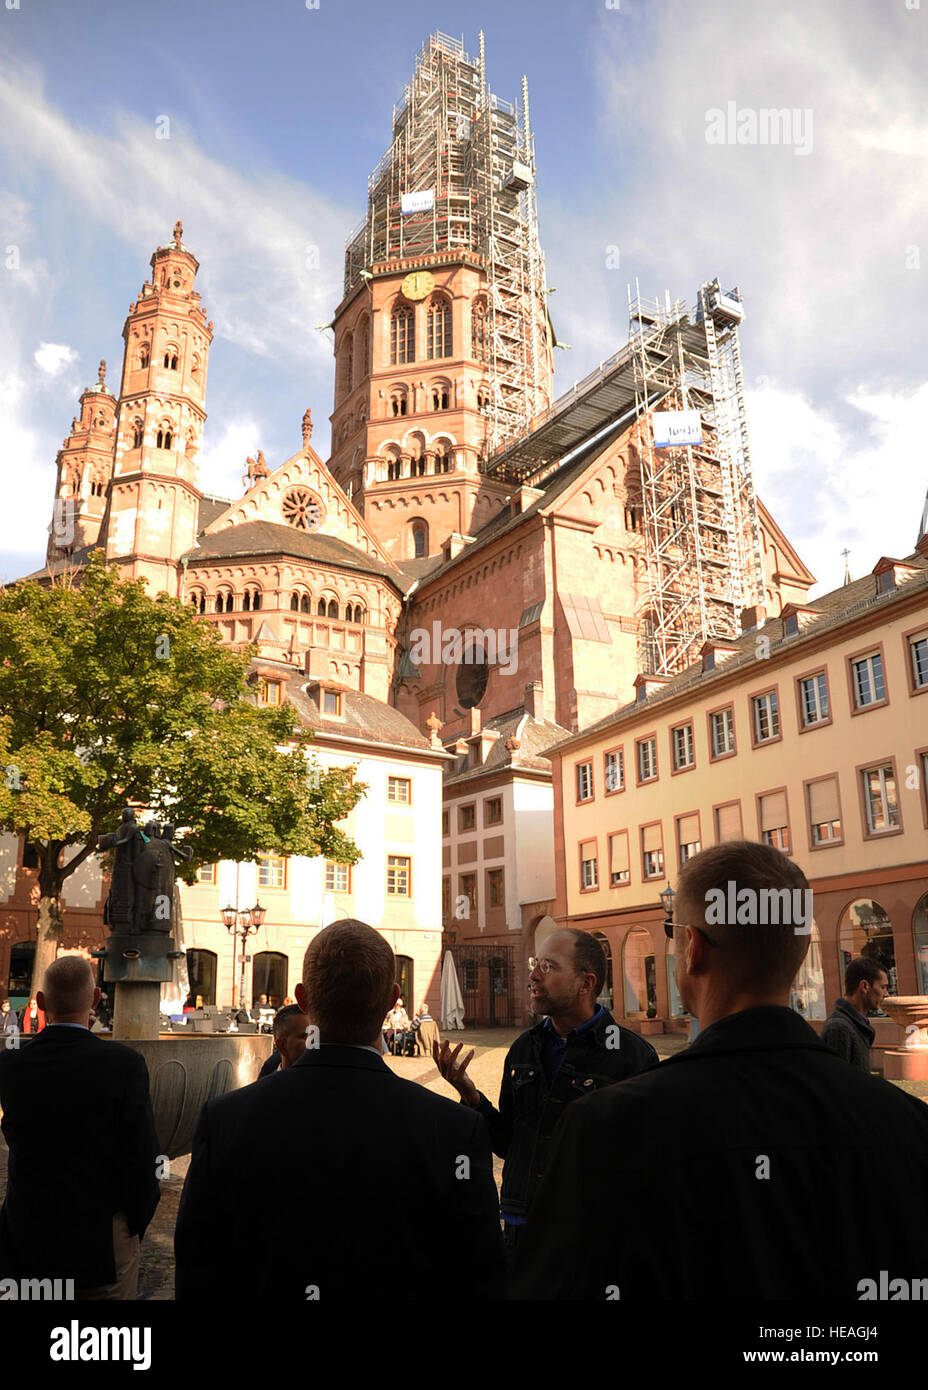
[0,58,351,367]
[34,342,78,376]
[747,381,928,594]
[198,416,268,502]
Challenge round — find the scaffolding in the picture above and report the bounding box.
[344,31,550,455]
[627,279,765,676]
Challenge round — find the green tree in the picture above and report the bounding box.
[0,553,365,1000]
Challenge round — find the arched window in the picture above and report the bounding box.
[185,948,217,1007]
[471,298,487,362]
[131,419,143,449]
[327,599,339,620]
[356,317,369,383]
[242,591,251,612]
[156,424,173,449]
[290,593,300,611]
[476,384,490,413]
[300,594,311,613]
[838,899,897,998]
[914,892,928,994]
[138,343,150,369]
[191,355,200,380]
[591,932,613,1012]
[790,922,826,1021]
[163,348,179,371]
[389,388,408,418]
[338,332,354,400]
[390,305,414,365]
[344,604,353,623]
[622,927,657,1019]
[317,598,327,616]
[665,936,685,1018]
[90,475,105,498]
[427,297,452,359]
[387,459,403,482]
[252,951,288,1009]
[430,382,450,411]
[434,443,453,474]
[243,588,262,612]
[411,522,428,559]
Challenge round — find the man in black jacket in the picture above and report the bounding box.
[0,956,160,1298]
[821,956,888,1071]
[175,919,504,1300]
[510,841,928,1300]
[434,927,657,1259]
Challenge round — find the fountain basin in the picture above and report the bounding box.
[109,1033,274,1158]
[879,996,928,1081]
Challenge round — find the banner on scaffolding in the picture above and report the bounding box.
[652,409,703,448]
[401,190,435,215]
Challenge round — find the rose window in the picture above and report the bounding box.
[282,488,323,531]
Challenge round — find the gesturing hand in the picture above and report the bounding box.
[432,1038,479,1107]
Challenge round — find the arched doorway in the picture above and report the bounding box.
[395,954,414,1016]
[6,940,35,1011]
[838,899,897,999]
[534,915,558,957]
[913,893,928,994]
[622,927,657,1019]
[252,951,288,1008]
[591,931,613,1012]
[185,948,217,1007]
[790,923,826,1020]
[665,936,685,1018]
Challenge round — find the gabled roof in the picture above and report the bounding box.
[444,707,570,787]
[282,673,435,751]
[182,520,410,589]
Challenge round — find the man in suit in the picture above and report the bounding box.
[256,1002,309,1078]
[510,841,928,1300]
[175,919,505,1300]
[434,928,657,1261]
[0,957,160,1298]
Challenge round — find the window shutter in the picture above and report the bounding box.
[642,822,663,853]
[759,790,788,831]
[716,802,742,841]
[677,812,699,845]
[609,833,629,875]
[808,777,840,823]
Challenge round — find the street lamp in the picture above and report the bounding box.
[221,901,266,1012]
[659,882,675,936]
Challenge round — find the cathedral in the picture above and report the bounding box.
[10,32,816,1021]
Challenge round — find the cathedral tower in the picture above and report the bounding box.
[327,32,554,561]
[46,359,116,563]
[100,220,213,596]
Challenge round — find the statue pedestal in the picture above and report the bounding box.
[113,982,163,1040]
[880,996,928,1081]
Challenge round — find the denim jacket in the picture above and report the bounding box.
[470,1009,659,1219]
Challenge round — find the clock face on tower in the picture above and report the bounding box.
[400,270,435,301]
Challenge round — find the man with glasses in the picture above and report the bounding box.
[433,928,657,1261]
[510,841,928,1300]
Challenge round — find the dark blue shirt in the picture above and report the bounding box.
[540,1006,605,1084]
[504,1007,606,1227]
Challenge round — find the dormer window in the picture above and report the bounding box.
[322,689,342,716]
[257,679,281,706]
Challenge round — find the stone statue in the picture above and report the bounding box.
[174,219,183,244]
[244,451,269,489]
[301,408,313,446]
[98,810,193,936]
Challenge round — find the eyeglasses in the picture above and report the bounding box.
[664,920,717,946]
[528,957,557,974]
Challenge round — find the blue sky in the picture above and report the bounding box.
[1,0,926,592]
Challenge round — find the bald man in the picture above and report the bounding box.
[0,957,160,1298]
